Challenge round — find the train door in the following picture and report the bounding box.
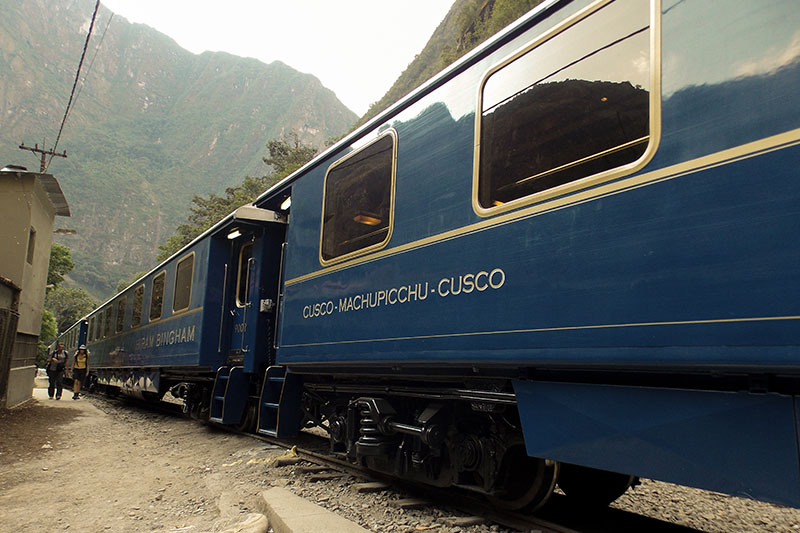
[219,209,287,374]
[229,239,254,357]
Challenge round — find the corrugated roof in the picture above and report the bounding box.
[0,169,70,216]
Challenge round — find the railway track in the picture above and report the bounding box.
[290,445,702,533]
[95,391,705,533]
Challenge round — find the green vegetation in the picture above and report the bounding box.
[156,132,317,260]
[263,131,318,175]
[37,309,57,367]
[47,243,75,289]
[440,0,546,66]
[45,286,97,334]
[39,243,96,365]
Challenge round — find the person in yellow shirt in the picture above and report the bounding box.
[70,345,89,400]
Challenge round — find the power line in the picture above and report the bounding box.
[47,0,101,172]
[68,11,114,127]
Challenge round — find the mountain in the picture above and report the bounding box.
[0,0,357,298]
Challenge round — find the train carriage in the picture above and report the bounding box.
[85,206,286,418]
[253,0,800,509]
[77,0,800,513]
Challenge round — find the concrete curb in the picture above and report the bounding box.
[260,487,368,533]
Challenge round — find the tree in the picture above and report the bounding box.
[47,243,75,289]
[45,286,96,333]
[155,175,274,261]
[157,131,317,260]
[263,131,318,175]
[37,309,58,367]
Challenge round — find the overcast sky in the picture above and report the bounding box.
[99,1,455,116]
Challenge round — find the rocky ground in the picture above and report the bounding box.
[1,386,800,532]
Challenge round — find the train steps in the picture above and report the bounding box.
[256,366,302,438]
[209,366,248,425]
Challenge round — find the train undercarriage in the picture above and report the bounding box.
[300,378,636,511]
[94,367,637,511]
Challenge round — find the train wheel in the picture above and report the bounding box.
[557,463,636,507]
[487,445,558,512]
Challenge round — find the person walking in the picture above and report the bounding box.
[45,342,68,400]
[70,345,90,400]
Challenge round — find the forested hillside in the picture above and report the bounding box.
[356,0,545,128]
[0,0,356,298]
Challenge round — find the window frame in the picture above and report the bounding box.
[471,0,661,218]
[172,252,195,313]
[94,312,101,340]
[104,306,113,338]
[236,242,254,308]
[115,297,126,333]
[318,129,398,266]
[132,284,145,328]
[149,271,167,322]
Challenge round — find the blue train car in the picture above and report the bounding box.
[86,206,286,423]
[246,0,800,510]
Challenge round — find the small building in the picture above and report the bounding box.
[0,166,70,408]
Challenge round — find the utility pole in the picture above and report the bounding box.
[18,142,67,172]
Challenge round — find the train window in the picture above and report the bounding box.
[104,307,113,338]
[173,254,194,312]
[475,0,652,213]
[115,298,126,333]
[150,272,166,321]
[320,130,397,264]
[236,243,253,306]
[132,284,144,328]
[95,313,103,340]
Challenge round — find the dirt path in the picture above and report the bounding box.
[4,386,800,533]
[0,388,285,532]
